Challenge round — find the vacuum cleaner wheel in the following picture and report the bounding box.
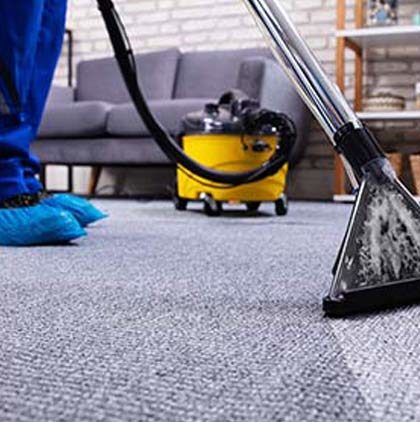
[246,202,261,212]
[275,194,288,216]
[173,195,188,211]
[201,193,222,217]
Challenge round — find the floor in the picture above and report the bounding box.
[1,200,420,422]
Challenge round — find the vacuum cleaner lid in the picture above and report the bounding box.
[182,91,279,136]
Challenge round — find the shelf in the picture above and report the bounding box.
[334,194,420,204]
[337,25,420,48]
[333,194,356,203]
[357,110,420,121]
[334,1,420,197]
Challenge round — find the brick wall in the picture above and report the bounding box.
[52,0,420,199]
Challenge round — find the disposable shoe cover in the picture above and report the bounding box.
[0,204,86,246]
[43,194,107,227]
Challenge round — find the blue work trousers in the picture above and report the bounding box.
[0,0,67,201]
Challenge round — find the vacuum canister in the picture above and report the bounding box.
[175,92,292,216]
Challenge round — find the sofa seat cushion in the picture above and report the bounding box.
[107,98,213,137]
[39,101,110,139]
[33,137,172,165]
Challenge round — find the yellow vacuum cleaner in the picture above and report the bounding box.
[174,92,294,216]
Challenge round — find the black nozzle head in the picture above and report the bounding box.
[324,173,420,317]
[324,277,420,317]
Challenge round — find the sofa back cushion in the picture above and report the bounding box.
[76,48,180,103]
[107,98,214,137]
[174,48,271,99]
[46,86,74,106]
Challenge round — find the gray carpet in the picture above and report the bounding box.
[1,200,420,422]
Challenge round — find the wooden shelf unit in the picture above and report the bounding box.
[335,0,420,195]
[357,110,420,121]
[337,25,420,48]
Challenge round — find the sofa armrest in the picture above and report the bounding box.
[46,85,75,106]
[236,57,311,165]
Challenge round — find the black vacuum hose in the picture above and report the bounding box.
[97,0,294,186]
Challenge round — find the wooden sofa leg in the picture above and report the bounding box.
[39,164,47,190]
[88,166,102,197]
[68,165,74,193]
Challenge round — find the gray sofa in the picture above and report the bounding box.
[33,48,310,195]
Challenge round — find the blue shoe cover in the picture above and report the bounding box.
[42,194,107,227]
[0,204,86,246]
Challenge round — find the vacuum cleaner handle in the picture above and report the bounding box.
[243,0,362,146]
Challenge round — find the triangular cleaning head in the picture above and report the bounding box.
[324,176,420,316]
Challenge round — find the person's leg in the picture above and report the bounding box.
[0,0,86,246]
[24,0,68,194]
[0,0,44,201]
[23,0,107,227]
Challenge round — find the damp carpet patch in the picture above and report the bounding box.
[1,200,420,422]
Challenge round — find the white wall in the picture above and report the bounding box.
[57,0,339,82]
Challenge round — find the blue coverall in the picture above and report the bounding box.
[0,0,67,201]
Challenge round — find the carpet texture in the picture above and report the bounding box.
[1,200,419,422]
